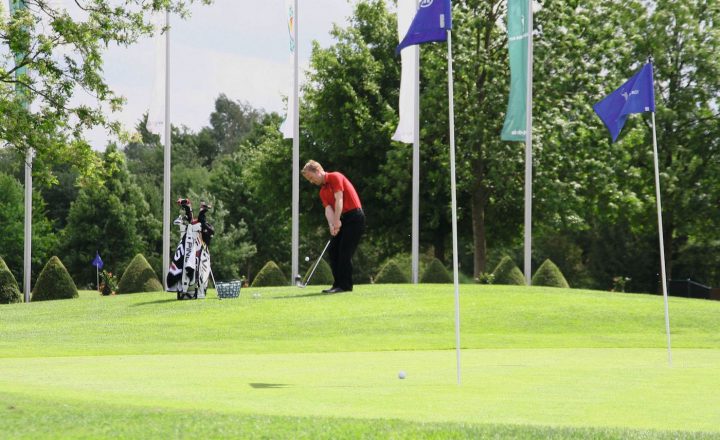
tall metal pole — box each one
[651,112,672,366]
[162,10,172,290]
[23,148,32,302]
[523,0,533,285]
[411,42,420,284]
[447,30,461,385]
[290,0,300,285]
[11,0,32,302]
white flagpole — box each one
[447,29,461,385]
[290,0,299,285]
[523,0,533,285]
[162,10,171,291]
[96,264,99,292]
[651,112,672,366]
[24,148,32,302]
[412,42,420,284]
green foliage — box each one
[117,254,162,294]
[302,258,333,286]
[420,258,452,284]
[251,261,287,287]
[0,173,58,283]
[60,147,160,286]
[532,259,570,289]
[31,256,78,302]
[0,0,212,183]
[374,260,409,284]
[0,257,22,304]
[492,256,526,286]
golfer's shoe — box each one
[324,287,345,294]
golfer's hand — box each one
[330,220,341,236]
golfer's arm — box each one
[325,205,335,227]
[333,191,343,224]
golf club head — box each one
[295,274,305,288]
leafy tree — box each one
[0,172,57,283]
[60,146,159,286]
[0,0,211,183]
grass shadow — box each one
[130,298,179,307]
[249,383,291,389]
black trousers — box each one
[328,209,365,291]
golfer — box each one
[302,160,365,293]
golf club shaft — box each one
[305,239,331,287]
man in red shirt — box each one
[302,160,365,293]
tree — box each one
[0,172,57,283]
[60,146,159,286]
[0,0,210,183]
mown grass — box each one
[1,284,719,438]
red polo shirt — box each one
[320,172,362,213]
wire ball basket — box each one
[216,280,242,299]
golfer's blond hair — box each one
[302,160,324,175]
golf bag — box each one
[166,199,214,300]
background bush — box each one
[117,254,163,294]
[420,258,452,283]
[251,261,287,287]
[302,258,333,286]
[492,256,526,285]
[374,260,410,284]
[32,256,78,302]
[0,256,22,304]
[532,259,570,288]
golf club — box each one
[296,239,331,288]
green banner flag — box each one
[501,0,529,141]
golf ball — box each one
[398,371,406,379]
[305,256,310,262]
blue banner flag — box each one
[396,0,452,54]
[593,62,656,142]
[92,251,103,270]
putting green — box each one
[1,348,718,432]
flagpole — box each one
[411,41,420,284]
[446,29,461,385]
[96,265,99,292]
[523,0,533,285]
[162,9,171,291]
[651,112,672,366]
[290,0,300,285]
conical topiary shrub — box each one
[420,258,452,283]
[32,256,78,302]
[251,261,287,287]
[118,254,163,294]
[302,258,333,286]
[374,260,410,284]
[0,257,22,304]
[532,259,570,288]
[492,256,526,285]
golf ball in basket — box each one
[305,256,310,262]
[398,371,406,379]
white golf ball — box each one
[398,371,406,379]
[305,256,310,262]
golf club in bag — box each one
[166,199,214,300]
[295,239,331,288]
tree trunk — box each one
[471,187,488,279]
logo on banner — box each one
[419,0,434,7]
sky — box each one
[85,0,355,149]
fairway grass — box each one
[1,285,719,438]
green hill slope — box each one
[1,285,718,358]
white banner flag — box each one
[392,0,418,144]
[279,0,296,139]
[147,12,167,142]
